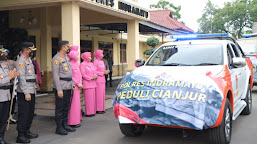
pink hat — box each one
[93,50,103,59]
[70,45,78,51]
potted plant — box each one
[144,49,153,57]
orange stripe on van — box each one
[206,65,233,128]
[245,58,254,90]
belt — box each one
[60,78,72,81]
[26,79,36,82]
[0,86,10,90]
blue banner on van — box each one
[113,67,224,130]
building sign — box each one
[91,0,114,7]
[118,1,149,18]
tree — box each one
[150,0,183,23]
[197,0,219,34]
[249,0,257,24]
[198,0,255,38]
[146,37,160,49]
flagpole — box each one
[6,77,17,130]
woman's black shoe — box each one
[96,111,105,114]
[85,114,95,117]
[70,124,81,128]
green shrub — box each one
[144,49,153,55]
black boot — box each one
[0,137,7,144]
[16,134,30,143]
[25,131,38,139]
[55,122,68,135]
[63,121,76,132]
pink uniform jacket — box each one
[93,59,105,84]
[80,60,97,89]
[68,50,82,87]
[67,46,82,125]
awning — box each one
[83,21,184,34]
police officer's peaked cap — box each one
[58,40,71,48]
[0,48,7,53]
[0,45,9,54]
[4,49,10,54]
[21,42,36,51]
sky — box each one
[138,0,233,32]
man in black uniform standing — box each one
[52,40,76,135]
[15,42,38,143]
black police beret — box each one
[58,40,70,48]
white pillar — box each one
[61,2,80,55]
[40,7,52,91]
[126,20,139,72]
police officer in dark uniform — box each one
[15,42,38,143]
[52,40,76,135]
[0,49,20,144]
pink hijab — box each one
[67,46,79,61]
[70,45,78,51]
[93,50,103,60]
[81,52,91,62]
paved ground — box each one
[4,80,257,144]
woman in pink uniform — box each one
[80,52,97,117]
[67,46,83,128]
[93,50,109,114]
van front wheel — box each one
[209,98,232,144]
[119,124,145,137]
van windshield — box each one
[146,44,223,66]
[237,39,257,55]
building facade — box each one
[0,0,193,91]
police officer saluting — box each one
[15,42,38,143]
[0,49,20,144]
[52,40,76,135]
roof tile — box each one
[150,10,194,33]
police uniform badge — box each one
[55,60,59,65]
[65,67,68,71]
[19,63,24,68]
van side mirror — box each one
[135,59,145,67]
[232,58,246,68]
